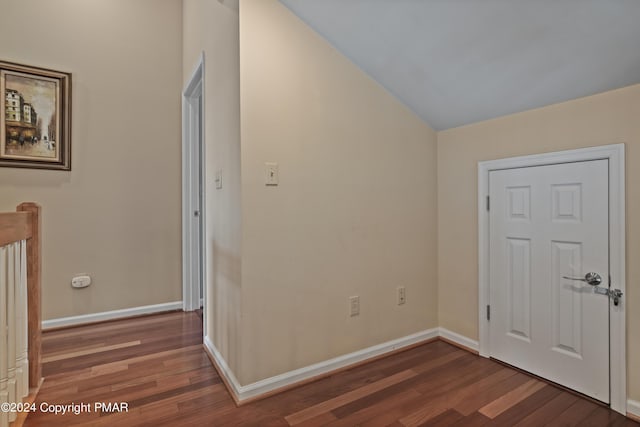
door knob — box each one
[562,272,602,286]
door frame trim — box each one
[182,52,206,316]
[478,143,626,414]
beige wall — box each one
[238,0,438,385]
[0,0,183,320]
[437,84,640,401]
[183,0,243,374]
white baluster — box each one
[18,241,28,398]
[14,241,25,402]
[6,245,16,423]
[12,243,22,404]
[1,246,9,427]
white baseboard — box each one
[205,328,440,402]
[628,400,640,419]
[438,327,479,353]
[204,336,244,399]
[42,301,183,330]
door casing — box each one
[477,144,626,414]
[182,53,206,321]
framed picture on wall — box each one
[0,60,71,170]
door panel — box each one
[506,237,531,341]
[489,160,609,402]
[550,241,583,358]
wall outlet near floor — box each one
[397,286,406,305]
[71,275,92,289]
[349,295,360,317]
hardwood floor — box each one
[23,312,636,426]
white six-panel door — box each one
[489,160,609,402]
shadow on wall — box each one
[217,0,239,12]
[0,169,71,188]
[211,241,241,372]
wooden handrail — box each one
[0,212,32,248]
[0,203,42,391]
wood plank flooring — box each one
[22,312,636,426]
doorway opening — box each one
[182,53,206,320]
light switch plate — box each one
[215,170,223,189]
[349,296,360,317]
[397,286,406,305]
[265,162,279,185]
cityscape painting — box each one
[0,61,71,170]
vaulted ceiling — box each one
[279,0,640,130]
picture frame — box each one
[0,60,71,170]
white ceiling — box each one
[279,0,640,130]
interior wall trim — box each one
[438,327,479,354]
[41,301,183,330]
[627,400,640,421]
[204,328,440,404]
